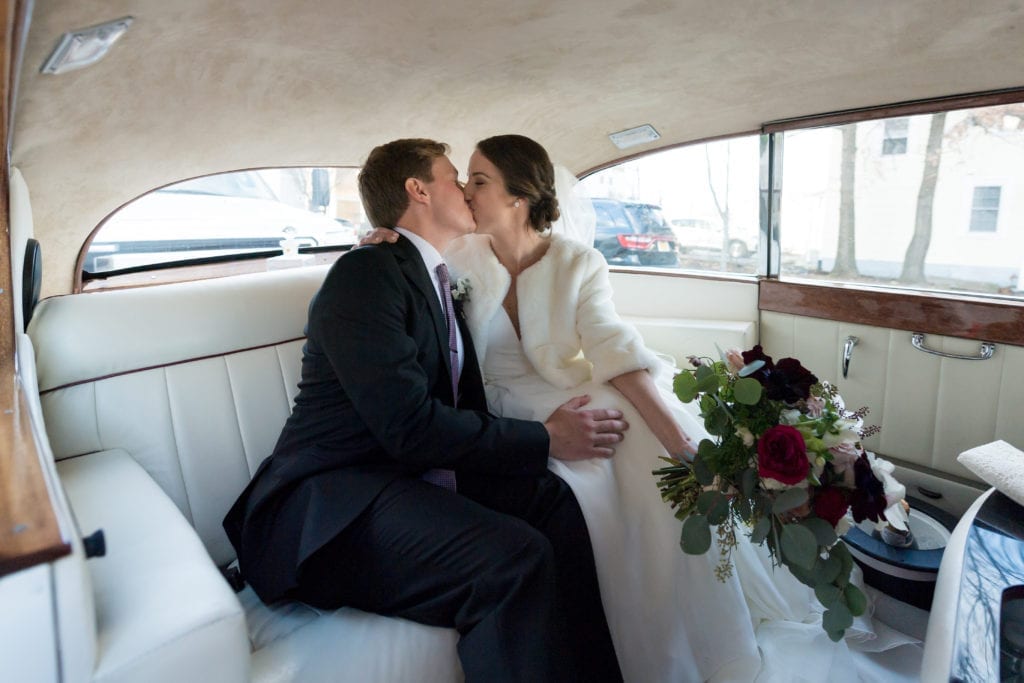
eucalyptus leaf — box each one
[707,493,731,525]
[681,514,712,554]
[706,407,730,436]
[786,559,817,588]
[844,584,868,617]
[814,584,842,608]
[826,628,845,643]
[697,490,721,515]
[733,377,763,405]
[832,541,854,587]
[738,359,765,377]
[771,487,809,514]
[815,552,843,585]
[673,371,699,403]
[780,523,818,571]
[822,604,853,634]
[750,516,772,545]
[740,468,758,499]
[695,365,720,393]
[802,517,838,547]
[692,452,714,485]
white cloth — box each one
[449,231,925,681]
[445,233,664,389]
[482,308,761,682]
[958,439,1024,507]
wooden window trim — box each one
[0,0,71,579]
[763,86,1024,133]
[760,279,1024,346]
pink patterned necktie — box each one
[422,263,459,491]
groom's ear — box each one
[405,177,430,206]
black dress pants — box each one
[293,470,623,683]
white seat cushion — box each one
[57,449,250,683]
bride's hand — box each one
[358,227,399,246]
[545,395,629,461]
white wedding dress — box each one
[481,308,923,683]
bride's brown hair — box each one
[476,134,561,233]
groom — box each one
[224,139,624,682]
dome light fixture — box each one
[608,124,660,150]
[41,16,133,75]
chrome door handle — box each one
[842,336,858,378]
[910,333,995,360]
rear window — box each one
[82,167,365,284]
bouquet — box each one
[654,345,908,641]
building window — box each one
[969,186,1001,232]
[882,118,909,155]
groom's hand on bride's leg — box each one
[544,395,629,461]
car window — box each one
[778,102,1024,298]
[83,167,365,280]
[580,135,761,273]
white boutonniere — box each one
[451,276,472,302]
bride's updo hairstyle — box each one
[476,134,561,233]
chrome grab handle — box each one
[842,336,858,378]
[910,332,995,361]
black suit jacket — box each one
[223,235,550,602]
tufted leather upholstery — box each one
[29,265,463,683]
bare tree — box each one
[832,124,859,277]
[705,143,731,268]
[899,112,947,283]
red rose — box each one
[812,486,850,527]
[757,425,810,485]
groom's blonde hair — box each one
[359,139,449,228]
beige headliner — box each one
[12,0,1024,296]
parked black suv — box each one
[591,198,679,267]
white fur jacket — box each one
[445,233,663,390]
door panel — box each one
[761,311,1022,515]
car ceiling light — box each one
[40,17,133,75]
[608,124,660,150]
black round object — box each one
[843,496,958,610]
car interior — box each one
[2,2,1023,682]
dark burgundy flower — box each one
[849,454,887,523]
[813,486,850,527]
[757,425,810,485]
[770,357,818,402]
[740,346,817,402]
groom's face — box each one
[426,156,476,238]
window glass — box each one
[779,103,1024,297]
[84,168,365,275]
[578,135,760,273]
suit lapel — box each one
[391,236,457,392]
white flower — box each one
[861,452,909,531]
[451,277,472,301]
[779,408,801,425]
[834,512,853,537]
[820,417,861,448]
[735,425,755,447]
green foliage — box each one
[771,487,808,514]
[732,377,763,405]
[780,523,818,570]
[674,371,698,403]
[681,514,712,554]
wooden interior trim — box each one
[0,0,70,579]
[763,87,1024,133]
[760,279,1024,346]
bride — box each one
[366,134,921,682]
